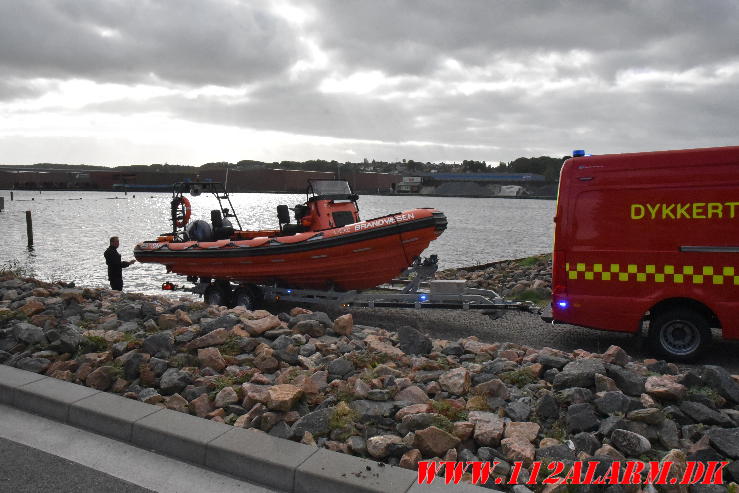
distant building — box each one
[395,176,422,193]
[423,173,545,182]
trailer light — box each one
[557,300,569,309]
[419,294,428,302]
[573,150,586,157]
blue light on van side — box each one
[557,300,569,309]
[572,150,586,157]
[287,289,293,294]
[419,294,428,302]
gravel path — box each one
[322,305,739,373]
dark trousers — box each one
[110,279,123,291]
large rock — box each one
[350,400,396,422]
[141,332,174,357]
[535,392,560,420]
[189,394,213,417]
[116,303,141,322]
[367,435,404,459]
[50,330,82,354]
[627,408,665,425]
[607,365,646,396]
[553,358,605,389]
[702,365,739,404]
[16,357,50,373]
[293,320,325,338]
[414,426,460,457]
[707,428,739,459]
[267,384,303,411]
[121,352,149,380]
[469,411,505,447]
[395,385,430,404]
[594,391,632,415]
[244,315,282,336]
[165,393,189,413]
[658,419,681,450]
[85,366,116,391]
[327,357,354,377]
[504,422,540,443]
[601,345,629,366]
[254,353,280,373]
[439,367,471,395]
[473,378,509,400]
[290,408,333,439]
[19,299,45,317]
[202,313,240,333]
[197,347,226,371]
[680,401,734,427]
[501,437,535,467]
[185,328,230,350]
[13,323,46,345]
[159,368,192,395]
[397,325,432,355]
[645,375,687,401]
[364,335,405,358]
[610,429,651,457]
[566,403,600,433]
[211,387,237,408]
[332,314,353,336]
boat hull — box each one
[134,209,447,290]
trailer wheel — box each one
[233,286,259,310]
[649,308,711,362]
[204,283,230,306]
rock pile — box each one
[437,254,552,300]
[2,274,739,490]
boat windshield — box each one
[310,180,352,196]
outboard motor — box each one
[186,220,213,242]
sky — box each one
[0,0,737,167]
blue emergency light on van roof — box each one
[573,150,586,157]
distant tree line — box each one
[7,155,570,182]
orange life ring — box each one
[173,196,192,227]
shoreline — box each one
[2,271,739,490]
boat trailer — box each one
[162,256,537,313]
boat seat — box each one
[281,223,308,235]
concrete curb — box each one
[0,364,491,492]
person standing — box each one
[104,236,135,291]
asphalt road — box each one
[330,306,739,373]
[0,404,279,493]
[0,437,152,493]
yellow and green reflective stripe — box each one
[565,263,739,285]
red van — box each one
[549,146,739,361]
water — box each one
[0,190,555,295]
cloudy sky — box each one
[0,0,737,166]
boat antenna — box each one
[224,166,230,192]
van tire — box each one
[649,308,711,362]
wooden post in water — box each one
[0,197,4,211]
[10,190,13,201]
[26,210,33,247]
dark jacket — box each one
[104,246,132,282]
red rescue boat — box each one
[134,180,447,292]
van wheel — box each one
[204,283,230,306]
[649,308,711,362]
[233,286,258,310]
